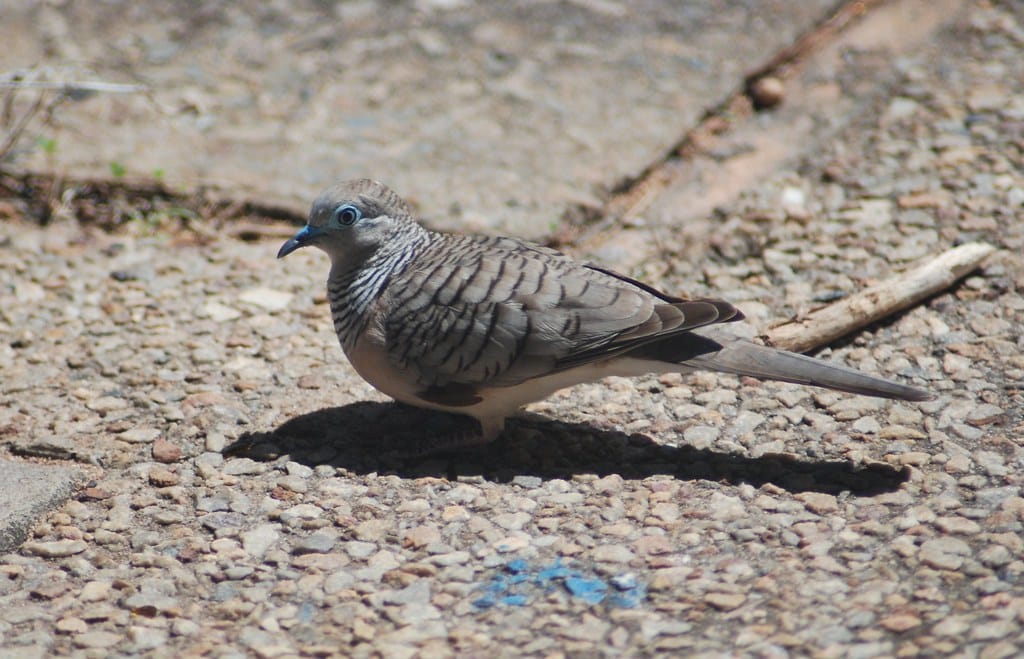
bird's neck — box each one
[326,225,431,349]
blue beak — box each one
[278,225,321,259]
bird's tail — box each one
[685,339,933,401]
[630,332,932,401]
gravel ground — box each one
[2,2,1023,658]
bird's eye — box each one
[334,204,361,226]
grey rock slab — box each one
[3,0,835,237]
[0,459,84,552]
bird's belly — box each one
[342,341,686,421]
[341,337,423,405]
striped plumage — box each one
[279,179,931,447]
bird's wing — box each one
[381,236,739,404]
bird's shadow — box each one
[227,402,908,496]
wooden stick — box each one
[763,242,996,353]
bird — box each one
[278,179,931,451]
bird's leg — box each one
[391,415,506,458]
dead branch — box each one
[763,242,996,353]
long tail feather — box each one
[686,340,933,401]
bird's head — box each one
[277,179,413,267]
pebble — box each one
[118,427,161,443]
[403,525,442,549]
[430,551,470,567]
[148,466,180,487]
[23,540,88,558]
[345,541,378,559]
[796,492,839,515]
[879,613,921,632]
[705,592,746,611]
[74,631,123,648]
[238,287,294,311]
[592,544,636,563]
[918,538,972,571]
[241,524,281,558]
[292,532,337,554]
[152,437,183,462]
[202,302,242,322]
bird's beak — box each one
[277,225,321,259]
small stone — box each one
[592,474,624,494]
[222,458,269,476]
[23,540,87,558]
[852,416,880,434]
[276,475,309,493]
[967,85,1009,113]
[934,516,981,535]
[879,613,921,632]
[493,512,531,531]
[403,525,441,549]
[80,581,113,602]
[345,541,377,559]
[878,425,927,440]
[633,535,673,556]
[118,427,161,444]
[196,495,230,512]
[199,512,247,533]
[441,505,470,522]
[86,396,129,413]
[593,544,636,563]
[292,532,336,555]
[919,538,971,571]
[430,551,470,567]
[884,97,919,123]
[705,592,746,611]
[385,579,432,606]
[683,424,719,448]
[56,617,88,634]
[238,287,293,311]
[285,461,314,478]
[123,593,180,615]
[352,617,375,641]
[750,76,784,109]
[241,524,281,558]
[354,518,389,541]
[796,492,839,514]
[296,374,324,389]
[511,475,542,489]
[933,615,970,637]
[202,302,242,322]
[205,432,227,452]
[978,544,1012,567]
[152,437,183,463]
[650,502,680,523]
[493,535,530,553]
[225,566,255,580]
[324,570,355,594]
[74,631,122,648]
[129,626,168,650]
[278,503,322,523]
[148,466,180,487]
[970,619,1015,641]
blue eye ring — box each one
[334,204,361,226]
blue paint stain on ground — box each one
[473,559,646,610]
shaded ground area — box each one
[1,0,1023,657]
[230,402,911,495]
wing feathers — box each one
[385,236,742,389]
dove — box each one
[278,179,930,447]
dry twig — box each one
[763,242,996,353]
